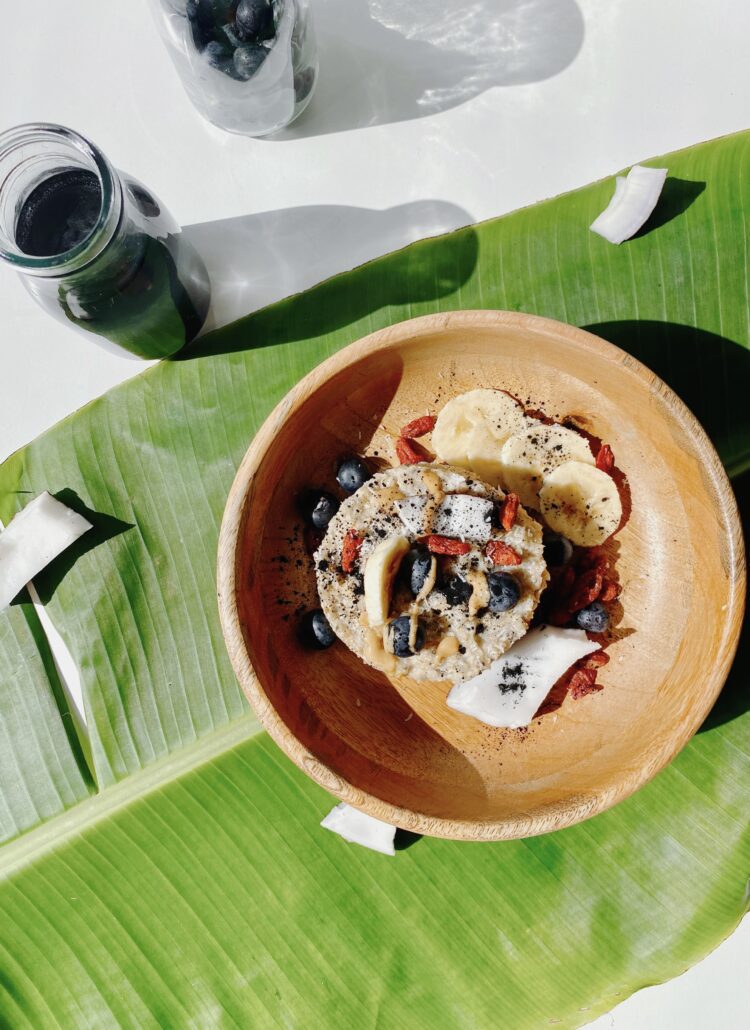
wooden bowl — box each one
[217,311,745,841]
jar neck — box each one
[0,123,122,279]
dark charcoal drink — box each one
[15,169,101,257]
[12,167,209,358]
[0,124,210,359]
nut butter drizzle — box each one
[436,635,460,659]
[363,626,397,673]
[466,568,489,617]
[421,469,445,534]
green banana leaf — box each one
[0,595,92,842]
[0,130,748,1028]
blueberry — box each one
[222,23,242,48]
[397,547,428,597]
[575,601,609,633]
[444,575,473,607]
[205,39,234,72]
[336,456,372,494]
[544,534,574,567]
[404,548,433,597]
[233,43,267,80]
[236,0,275,41]
[487,572,521,613]
[299,609,336,649]
[187,0,214,51]
[389,616,424,658]
[299,490,339,530]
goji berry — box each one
[567,567,603,612]
[569,667,602,700]
[500,492,520,532]
[425,534,472,555]
[599,579,621,603]
[341,529,364,573]
[400,414,436,438]
[595,443,615,474]
[582,649,610,669]
[395,437,429,465]
[485,540,522,566]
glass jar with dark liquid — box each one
[0,123,210,359]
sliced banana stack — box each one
[432,388,532,485]
[539,461,622,547]
[500,423,596,510]
[363,534,410,626]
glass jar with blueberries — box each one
[151,0,318,136]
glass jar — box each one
[150,0,318,136]
[0,123,210,360]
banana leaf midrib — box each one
[0,712,260,880]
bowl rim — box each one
[217,309,746,841]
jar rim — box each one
[0,122,121,275]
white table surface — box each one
[1,1,748,1025]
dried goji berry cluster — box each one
[537,547,620,703]
[395,414,436,465]
[544,548,621,627]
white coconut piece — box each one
[0,492,92,611]
[446,626,599,728]
[395,494,494,542]
[394,496,429,535]
[320,803,397,856]
[433,494,494,542]
[590,165,668,244]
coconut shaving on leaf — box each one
[590,165,668,244]
[0,492,92,611]
[320,803,397,856]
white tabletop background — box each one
[1,1,748,1025]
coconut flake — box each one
[395,494,494,542]
[446,626,599,728]
[320,803,396,856]
[0,492,92,611]
[434,494,494,542]
[590,165,668,244]
[395,496,429,535]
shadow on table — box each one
[180,199,478,357]
[584,320,750,734]
[279,0,585,138]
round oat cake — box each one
[314,463,548,684]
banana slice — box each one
[539,461,622,547]
[500,424,595,510]
[432,389,532,485]
[363,535,410,627]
